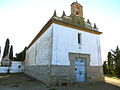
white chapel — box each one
[24,1,104,86]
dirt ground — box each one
[105,76,120,87]
[0,73,120,90]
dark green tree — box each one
[107,52,114,75]
[2,38,10,58]
[9,45,13,61]
[103,46,120,78]
[14,47,27,61]
[111,46,120,77]
[103,61,108,74]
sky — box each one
[0,0,120,62]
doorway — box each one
[75,57,86,82]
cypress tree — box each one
[107,52,114,75]
[2,38,10,58]
[9,45,13,61]
[103,46,120,78]
[111,46,120,77]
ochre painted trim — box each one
[27,19,102,50]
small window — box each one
[78,33,81,44]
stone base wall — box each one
[87,66,104,82]
[24,61,104,86]
[24,65,72,86]
[24,65,50,86]
[49,65,104,86]
[24,65,104,86]
[49,65,72,86]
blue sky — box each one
[0,0,120,62]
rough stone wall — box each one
[49,65,104,86]
[24,65,50,86]
[24,65,72,86]
[87,66,104,82]
[49,65,71,86]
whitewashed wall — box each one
[0,61,24,73]
[52,23,102,66]
[10,61,24,73]
[25,25,53,65]
[0,67,9,73]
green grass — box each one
[112,76,120,80]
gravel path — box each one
[0,73,120,90]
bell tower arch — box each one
[71,1,83,17]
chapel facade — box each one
[24,1,104,86]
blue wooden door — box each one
[75,57,86,82]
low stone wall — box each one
[24,65,50,86]
[0,61,24,73]
[0,67,9,73]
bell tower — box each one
[71,1,83,17]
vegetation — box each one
[103,46,120,78]
[9,45,13,61]
[2,38,27,62]
[2,38,10,58]
[14,47,27,61]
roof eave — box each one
[52,19,102,35]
